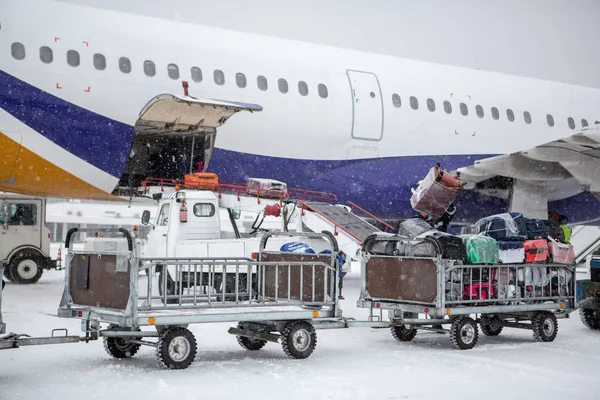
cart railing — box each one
[360,254,576,311]
[138,257,337,311]
[0,262,5,335]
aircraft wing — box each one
[454,125,600,202]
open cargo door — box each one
[115,94,262,193]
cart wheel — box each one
[450,316,478,350]
[532,312,558,342]
[281,321,317,359]
[103,327,142,359]
[237,335,267,351]
[156,327,197,370]
[579,309,600,330]
[480,318,503,336]
[391,325,417,342]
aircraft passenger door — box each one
[0,132,22,184]
[347,70,383,141]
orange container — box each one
[183,172,219,190]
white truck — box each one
[1,194,57,284]
[138,188,343,301]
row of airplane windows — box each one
[9,42,600,127]
[390,94,600,129]
[9,42,329,98]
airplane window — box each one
[476,105,484,118]
[567,117,575,130]
[257,75,268,91]
[298,81,309,96]
[460,103,468,116]
[94,54,106,71]
[595,121,600,125]
[144,60,156,77]
[491,107,499,120]
[582,119,589,127]
[547,114,555,127]
[410,96,418,110]
[392,94,401,108]
[506,109,515,122]
[167,63,179,80]
[427,98,435,112]
[119,57,131,73]
[443,101,452,114]
[236,73,247,88]
[214,69,225,85]
[278,78,288,93]
[67,50,80,67]
[318,84,328,99]
[11,42,25,60]
[39,46,53,64]
[191,67,202,82]
[524,111,532,124]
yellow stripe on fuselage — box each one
[0,131,123,201]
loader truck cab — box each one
[1,194,56,284]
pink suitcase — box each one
[547,239,575,265]
[410,165,461,219]
[463,283,495,300]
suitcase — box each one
[397,218,433,237]
[246,178,288,197]
[410,165,460,219]
[524,218,549,240]
[491,266,516,284]
[518,265,549,286]
[497,241,525,264]
[183,172,219,190]
[460,234,499,265]
[445,282,463,301]
[472,213,525,241]
[463,283,495,300]
[547,238,575,265]
[418,231,466,261]
[363,233,438,257]
[523,239,549,263]
[396,239,439,258]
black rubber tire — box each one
[579,309,600,330]
[532,312,558,342]
[480,320,504,336]
[158,269,180,304]
[281,321,317,359]
[8,251,44,284]
[156,327,197,370]
[450,316,479,350]
[3,265,13,282]
[237,335,267,351]
[391,325,417,342]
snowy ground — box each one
[1,269,599,400]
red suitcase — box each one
[410,164,461,219]
[547,238,575,265]
[463,283,495,300]
[523,239,548,263]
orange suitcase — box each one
[183,172,219,190]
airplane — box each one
[1,0,600,227]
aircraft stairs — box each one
[570,225,600,279]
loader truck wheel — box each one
[579,309,600,330]
[9,251,44,284]
[3,265,13,282]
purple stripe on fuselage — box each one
[0,69,133,177]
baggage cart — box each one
[357,235,577,349]
[56,228,390,369]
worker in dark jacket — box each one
[433,204,457,232]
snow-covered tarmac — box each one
[1,269,599,400]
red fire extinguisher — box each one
[180,201,188,223]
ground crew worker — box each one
[337,251,347,300]
[433,204,457,233]
[559,216,572,243]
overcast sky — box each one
[60,0,600,88]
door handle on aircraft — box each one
[162,234,167,237]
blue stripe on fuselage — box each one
[0,69,133,177]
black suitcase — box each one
[420,231,466,261]
[396,218,434,237]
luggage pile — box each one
[366,164,577,303]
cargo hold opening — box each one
[112,93,263,196]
